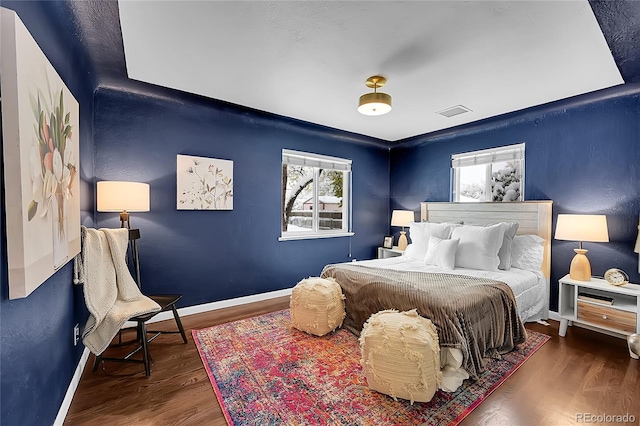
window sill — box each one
[279,232,354,242]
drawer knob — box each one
[602,314,608,320]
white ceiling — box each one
[118,1,623,142]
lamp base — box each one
[398,231,408,251]
[569,249,591,281]
[120,210,130,229]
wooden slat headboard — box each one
[420,201,553,320]
[420,201,553,279]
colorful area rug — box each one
[193,310,549,425]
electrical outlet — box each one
[73,324,80,346]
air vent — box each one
[437,105,472,118]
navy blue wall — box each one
[93,83,390,306]
[390,85,640,311]
[1,1,638,423]
[0,2,94,425]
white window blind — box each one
[282,149,351,171]
[451,143,525,168]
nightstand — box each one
[377,246,404,259]
[558,274,640,338]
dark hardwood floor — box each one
[65,298,639,425]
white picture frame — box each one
[177,154,233,210]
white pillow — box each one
[424,236,459,269]
[511,235,545,271]
[404,222,457,261]
[497,222,519,270]
[463,221,519,270]
[451,223,506,271]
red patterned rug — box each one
[193,310,549,425]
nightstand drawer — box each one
[577,301,637,333]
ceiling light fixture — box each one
[358,75,392,116]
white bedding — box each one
[340,256,547,392]
[354,256,547,324]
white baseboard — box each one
[548,311,560,321]
[54,347,90,426]
[59,287,292,424]
[122,287,293,328]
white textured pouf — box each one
[290,277,346,336]
[360,309,442,404]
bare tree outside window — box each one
[282,164,314,232]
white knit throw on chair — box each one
[78,228,160,355]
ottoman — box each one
[290,277,346,336]
[360,309,441,404]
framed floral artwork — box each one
[1,9,81,299]
[177,154,233,210]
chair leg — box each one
[139,321,151,377]
[93,354,102,372]
[171,303,188,344]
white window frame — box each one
[280,149,354,241]
[451,143,525,202]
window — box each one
[280,149,352,240]
[452,143,524,202]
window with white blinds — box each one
[282,150,351,171]
[280,149,353,240]
[451,143,525,202]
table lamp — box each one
[97,181,150,228]
[554,214,609,281]
[391,210,414,251]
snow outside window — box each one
[280,149,353,240]
[451,143,525,202]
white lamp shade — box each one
[97,181,150,212]
[391,210,414,227]
[554,214,609,243]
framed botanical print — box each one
[1,9,81,298]
[177,154,233,210]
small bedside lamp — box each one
[97,181,150,228]
[555,214,609,281]
[391,210,414,251]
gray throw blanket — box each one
[74,227,160,355]
[321,263,526,379]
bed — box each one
[321,201,552,386]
